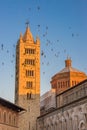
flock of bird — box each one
[38,25,79,75]
[0,5,80,78]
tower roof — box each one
[53,58,86,77]
[23,26,34,42]
[19,33,23,42]
[59,58,82,73]
[59,66,82,73]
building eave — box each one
[0,97,26,112]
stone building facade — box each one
[0,97,24,130]
[51,58,87,94]
[15,26,40,130]
[40,89,56,115]
[37,79,87,130]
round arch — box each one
[79,120,86,130]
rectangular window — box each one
[58,82,60,88]
[25,59,35,65]
[26,70,34,77]
[26,81,33,89]
[27,93,32,99]
[25,48,35,54]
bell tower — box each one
[15,26,40,130]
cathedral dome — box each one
[51,58,87,94]
[59,58,84,74]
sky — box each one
[0,0,87,102]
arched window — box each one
[3,112,6,123]
[0,110,1,120]
[74,81,76,85]
[58,82,60,88]
[63,81,65,87]
[61,82,62,88]
[13,114,16,126]
[72,81,74,86]
[9,113,11,125]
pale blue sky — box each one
[0,0,87,102]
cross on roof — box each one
[25,21,29,28]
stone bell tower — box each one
[15,25,40,130]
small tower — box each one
[15,26,40,130]
[65,57,72,67]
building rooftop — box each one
[0,97,25,112]
[52,58,86,78]
[59,66,82,73]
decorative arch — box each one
[79,120,86,130]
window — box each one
[4,112,6,123]
[25,59,35,65]
[61,82,62,88]
[9,113,11,125]
[75,81,77,85]
[27,93,32,99]
[13,115,16,126]
[25,48,35,54]
[66,81,69,87]
[63,82,65,87]
[72,81,74,86]
[58,82,60,88]
[26,70,34,77]
[26,81,33,89]
[68,81,70,87]
[0,110,1,120]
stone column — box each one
[82,104,87,129]
[54,123,57,130]
[48,125,50,130]
[74,115,78,130]
[58,113,62,130]
[63,111,69,130]
[50,124,52,130]
[56,120,60,130]
[68,109,74,130]
[84,113,87,129]
[61,116,66,130]
[68,118,73,130]
[60,120,62,130]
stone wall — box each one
[37,80,87,130]
[0,104,18,130]
[57,79,87,108]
